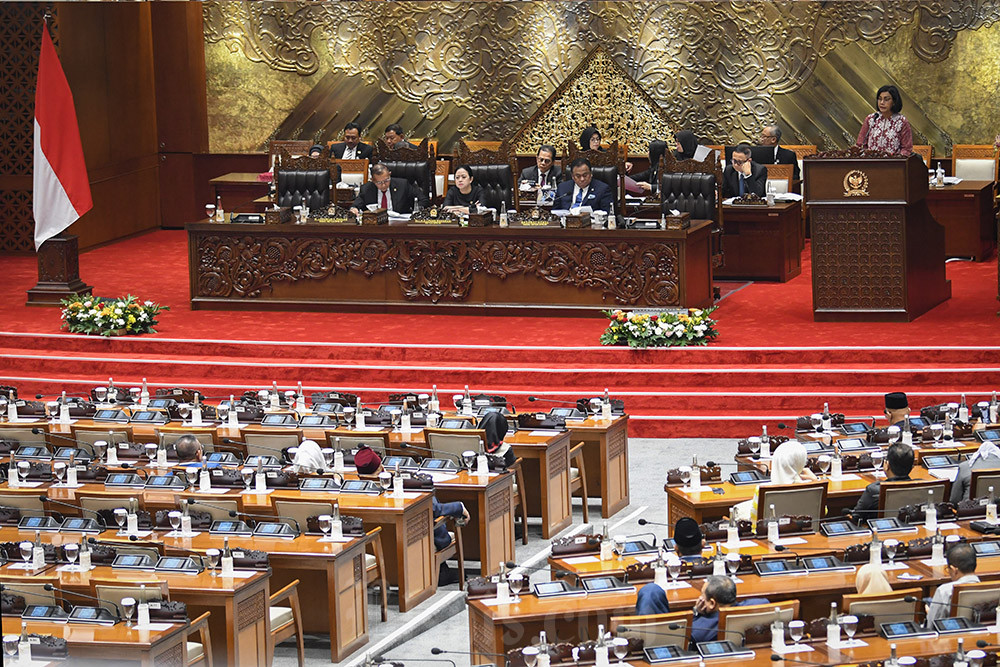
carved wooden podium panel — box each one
[803,152,950,322]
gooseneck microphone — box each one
[30,428,96,457]
[398,442,463,464]
[42,583,122,619]
[770,656,837,666]
[431,647,509,667]
[39,495,107,529]
[527,396,579,406]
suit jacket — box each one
[519,165,562,186]
[330,142,373,160]
[552,178,613,211]
[775,145,800,181]
[352,177,429,214]
[950,454,1000,503]
[722,161,768,198]
[850,474,912,521]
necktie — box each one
[540,172,546,187]
[573,187,585,208]
[381,191,388,210]
[739,174,745,196]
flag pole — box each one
[26,9,93,307]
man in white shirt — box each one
[330,122,373,160]
[757,125,800,181]
[925,542,979,626]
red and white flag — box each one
[33,24,92,250]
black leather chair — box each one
[660,172,717,221]
[276,168,336,209]
[590,165,619,212]
[466,164,513,210]
[381,160,434,204]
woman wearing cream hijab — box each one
[733,441,817,521]
[291,439,326,474]
[855,561,893,595]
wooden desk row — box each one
[470,517,1000,661]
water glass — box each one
[726,553,741,580]
[17,460,30,484]
[205,204,216,221]
[522,646,539,667]
[114,508,128,530]
[810,413,823,432]
[613,535,626,562]
[54,461,67,485]
[206,548,220,576]
[887,425,900,444]
[930,423,943,443]
[3,635,18,659]
[241,467,254,490]
[64,543,79,568]
[217,404,230,422]
[318,514,332,539]
[816,455,831,475]
[121,596,136,626]
[168,511,181,532]
[612,637,629,664]
[417,394,429,410]
[321,448,335,469]
[177,403,191,421]
[145,443,158,467]
[19,541,32,566]
[667,558,681,583]
[452,394,464,410]
[130,387,141,402]
[508,573,524,602]
[462,450,477,470]
[678,466,692,488]
[747,437,761,457]
[840,615,858,641]
[94,387,108,404]
[885,539,898,565]
[378,471,393,493]
[788,620,804,645]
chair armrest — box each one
[270,578,300,606]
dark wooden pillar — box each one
[26,234,93,306]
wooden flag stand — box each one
[26,233,92,306]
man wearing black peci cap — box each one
[884,391,910,425]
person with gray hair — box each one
[757,124,800,180]
[690,575,770,648]
[350,163,428,216]
[925,543,979,626]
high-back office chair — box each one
[970,469,1000,499]
[842,587,922,626]
[952,145,999,182]
[878,479,948,515]
[757,480,828,532]
[610,610,694,648]
[373,137,436,203]
[719,600,798,646]
[454,140,517,211]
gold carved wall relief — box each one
[203,1,1000,155]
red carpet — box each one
[1,230,998,436]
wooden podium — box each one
[803,151,951,322]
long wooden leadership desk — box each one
[185,219,714,313]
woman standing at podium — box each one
[856,85,913,156]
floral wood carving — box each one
[193,233,682,306]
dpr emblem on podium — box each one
[843,170,870,197]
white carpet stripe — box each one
[2,352,997,375]
[1,331,999,353]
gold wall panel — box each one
[203,1,1000,155]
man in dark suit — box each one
[330,122,373,160]
[553,157,612,211]
[349,163,428,216]
[384,123,417,151]
[722,143,768,198]
[758,125,800,181]
[846,442,914,522]
[518,145,561,187]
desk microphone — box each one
[39,495,108,529]
[527,396,579,406]
[770,655,838,666]
[976,640,1000,649]
[502,560,579,583]
[42,583,122,619]
[431,647,509,667]
[31,428,96,457]
[637,518,670,528]
[397,442,463,464]
[184,498,238,515]
[615,624,689,646]
[902,595,983,621]
[705,461,743,468]
[376,656,457,667]
[1,502,65,523]
[219,438,273,457]
[229,510,301,536]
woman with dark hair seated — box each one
[479,411,514,467]
[630,140,668,193]
[673,130,699,161]
[442,164,483,214]
[856,84,912,156]
[579,126,604,152]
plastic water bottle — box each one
[771,607,785,651]
[137,584,151,627]
[826,601,840,648]
[767,504,780,544]
[987,486,997,524]
[925,490,937,532]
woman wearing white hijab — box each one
[291,439,326,474]
[733,440,817,522]
[950,440,1000,503]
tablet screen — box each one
[825,522,851,534]
[804,557,834,569]
[885,622,913,635]
[732,472,757,483]
[646,646,682,660]
[870,519,897,531]
[758,561,788,573]
[535,582,566,595]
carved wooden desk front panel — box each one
[186,221,714,313]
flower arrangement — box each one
[600,307,719,348]
[60,294,168,337]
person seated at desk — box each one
[855,561,893,595]
[354,445,469,586]
[733,440,816,521]
[925,542,979,626]
[884,391,910,425]
[174,434,222,468]
[690,575,769,649]
[722,143,767,198]
[519,145,561,187]
[847,442,914,523]
[480,411,514,467]
[673,130,699,161]
[442,164,482,214]
[384,123,417,151]
[350,163,428,217]
[580,126,604,152]
[330,122,373,160]
[634,517,706,614]
[291,439,326,474]
[757,125,800,181]
[856,85,913,156]
[950,439,1000,503]
[553,157,613,212]
[629,140,667,194]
